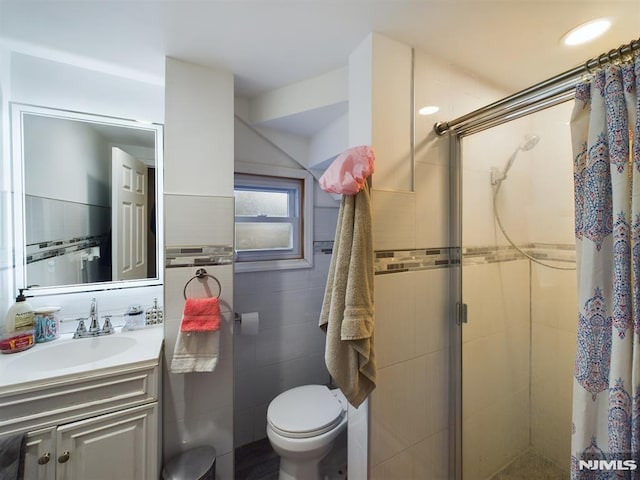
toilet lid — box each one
[267,385,345,439]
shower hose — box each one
[492,182,576,271]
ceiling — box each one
[0,1,638,105]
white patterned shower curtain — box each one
[571,55,640,478]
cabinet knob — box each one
[57,451,70,463]
[37,452,51,465]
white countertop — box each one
[0,326,164,392]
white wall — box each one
[24,115,110,206]
[162,57,235,479]
[10,52,163,123]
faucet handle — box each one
[73,318,88,339]
[101,316,114,335]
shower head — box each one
[491,134,540,186]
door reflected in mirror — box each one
[12,104,164,295]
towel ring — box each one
[183,268,222,300]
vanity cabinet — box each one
[24,403,158,480]
[0,355,161,480]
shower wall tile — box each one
[371,189,416,251]
[164,194,234,247]
[370,34,413,193]
[370,268,452,473]
[370,362,414,464]
[413,55,451,169]
[370,450,413,480]
[461,168,496,247]
[370,44,578,479]
[412,349,449,441]
[374,272,416,367]
[413,268,449,356]
[414,162,448,249]
[530,262,577,469]
[462,259,531,471]
[410,429,449,480]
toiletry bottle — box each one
[0,289,35,354]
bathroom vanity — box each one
[0,327,163,480]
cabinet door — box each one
[55,403,158,480]
[24,427,56,480]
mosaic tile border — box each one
[26,235,105,264]
[374,244,576,275]
[374,247,455,274]
[314,241,334,254]
[163,241,574,272]
[463,243,576,266]
[165,245,234,268]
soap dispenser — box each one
[0,289,35,354]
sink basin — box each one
[0,327,163,389]
[4,335,138,371]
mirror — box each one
[12,103,164,295]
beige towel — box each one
[319,179,376,408]
[170,330,219,373]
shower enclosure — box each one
[458,102,577,479]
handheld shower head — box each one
[491,134,540,186]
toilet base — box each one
[278,457,321,480]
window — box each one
[234,163,313,272]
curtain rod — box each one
[434,37,640,136]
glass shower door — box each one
[458,103,576,480]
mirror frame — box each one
[11,103,164,296]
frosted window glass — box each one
[235,190,289,217]
[235,223,293,250]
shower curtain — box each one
[571,55,640,478]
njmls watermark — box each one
[579,460,638,471]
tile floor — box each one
[235,433,347,480]
[491,451,567,480]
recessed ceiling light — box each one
[563,19,611,46]
[418,106,439,116]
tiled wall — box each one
[232,113,339,447]
[234,243,334,446]
[162,58,235,479]
[462,258,531,479]
[531,263,577,468]
[528,102,577,470]
[461,101,577,478]
[363,34,510,479]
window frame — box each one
[234,162,314,272]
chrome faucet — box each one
[88,298,99,334]
[73,298,114,339]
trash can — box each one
[162,446,216,480]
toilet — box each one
[266,384,348,480]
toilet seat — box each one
[267,385,345,439]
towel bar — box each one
[183,268,222,300]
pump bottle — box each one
[0,289,35,354]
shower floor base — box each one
[490,451,567,480]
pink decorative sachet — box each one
[319,145,375,195]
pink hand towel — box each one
[319,145,375,195]
[180,297,221,332]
